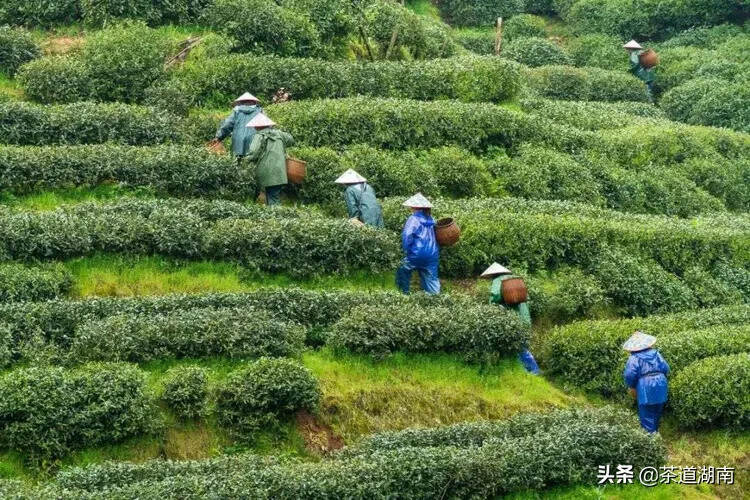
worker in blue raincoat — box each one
[396,193,440,295]
[623,331,670,433]
[334,169,384,228]
[482,262,540,375]
[624,40,655,98]
[210,92,263,161]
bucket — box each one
[286,157,306,184]
[435,217,460,247]
[501,278,527,305]
[639,49,658,69]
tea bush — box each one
[670,353,750,429]
[0,0,80,27]
[0,26,40,76]
[566,33,626,71]
[520,97,666,130]
[502,37,571,67]
[0,144,255,199]
[216,357,320,440]
[328,303,529,363]
[525,0,555,13]
[661,24,744,49]
[363,1,457,59]
[526,268,608,322]
[565,0,746,40]
[540,305,750,395]
[17,56,92,104]
[0,262,72,302]
[661,78,750,133]
[79,0,209,26]
[262,97,590,152]
[0,101,180,146]
[162,366,209,420]
[0,199,400,276]
[42,414,664,497]
[504,14,546,40]
[202,0,322,57]
[454,29,494,54]
[0,363,159,459]
[0,288,463,357]
[381,197,750,278]
[173,54,521,106]
[437,0,524,26]
[68,307,305,363]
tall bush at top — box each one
[202,0,323,57]
[0,26,40,76]
[502,37,571,67]
[80,22,170,102]
[504,14,546,40]
[0,0,80,27]
[80,0,213,26]
[437,0,524,27]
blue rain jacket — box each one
[401,211,439,266]
[623,348,670,405]
[215,105,262,157]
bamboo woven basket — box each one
[639,49,659,69]
[501,278,528,305]
[286,157,306,184]
[435,218,460,247]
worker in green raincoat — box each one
[624,40,655,98]
[245,112,295,206]
[210,92,263,161]
[482,262,540,374]
[334,169,384,228]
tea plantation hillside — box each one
[0,1,748,498]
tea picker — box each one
[210,92,263,160]
[396,193,440,295]
[623,331,670,433]
[245,113,295,206]
[334,169,384,228]
[481,263,540,375]
[623,40,657,99]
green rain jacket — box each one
[215,105,262,157]
[489,275,531,326]
[345,183,384,228]
[629,51,655,83]
[246,128,295,188]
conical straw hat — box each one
[622,331,657,352]
[246,113,276,128]
[481,262,512,278]
[234,92,259,104]
[403,192,433,208]
[334,169,367,184]
[623,40,642,49]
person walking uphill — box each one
[624,40,655,99]
[334,169,384,228]
[396,193,440,295]
[623,331,670,434]
[482,262,540,375]
[245,113,295,206]
[210,92,263,160]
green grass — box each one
[406,0,441,20]
[0,185,153,211]
[64,254,397,298]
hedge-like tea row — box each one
[172,54,521,106]
[343,407,650,454]
[0,262,72,302]
[0,199,399,276]
[0,288,462,361]
[0,145,254,198]
[521,97,667,130]
[39,412,664,498]
[438,0,524,26]
[565,0,746,40]
[670,353,749,429]
[68,307,306,363]
[328,303,529,363]
[526,65,649,102]
[540,305,750,396]
[0,101,180,146]
[381,197,750,278]
[0,363,158,459]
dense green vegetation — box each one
[0,1,748,498]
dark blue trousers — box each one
[638,403,665,433]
